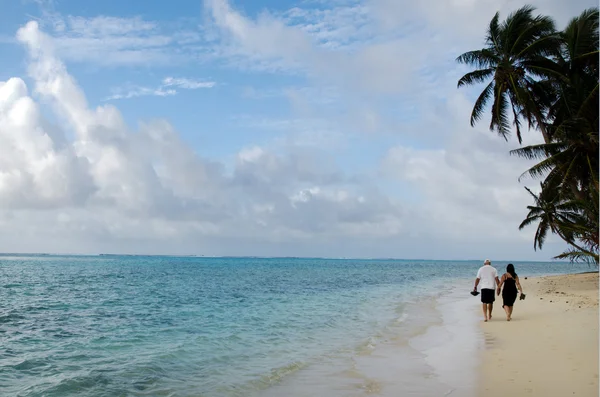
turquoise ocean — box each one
[0,255,593,396]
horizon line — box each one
[0,252,570,263]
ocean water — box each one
[0,255,593,397]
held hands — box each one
[496,287,501,296]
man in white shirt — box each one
[473,259,500,322]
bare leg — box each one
[504,304,510,320]
[482,304,488,321]
[508,306,513,320]
[488,303,493,320]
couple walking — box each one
[473,259,524,322]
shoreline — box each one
[477,272,599,396]
[257,281,480,397]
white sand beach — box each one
[479,272,599,397]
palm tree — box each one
[519,183,598,264]
[514,9,598,264]
[456,5,559,143]
[512,9,598,219]
[510,117,598,202]
[459,6,598,264]
[519,184,559,251]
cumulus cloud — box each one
[0,0,578,258]
[379,89,554,252]
[0,77,95,208]
[1,21,409,256]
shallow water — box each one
[0,255,592,396]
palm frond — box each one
[502,5,537,52]
[519,213,542,230]
[487,12,502,50]
[469,81,494,126]
[510,142,566,160]
[455,50,499,68]
[554,246,599,264]
[513,18,559,57]
[490,84,512,140]
[457,68,494,88]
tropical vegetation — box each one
[456,5,599,264]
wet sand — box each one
[479,272,599,397]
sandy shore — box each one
[479,272,599,397]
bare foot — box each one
[484,318,488,322]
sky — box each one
[0,0,595,259]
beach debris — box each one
[524,277,528,280]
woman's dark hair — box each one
[507,263,517,278]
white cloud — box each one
[28,0,596,77]
[162,77,216,89]
[2,21,414,257]
[203,0,413,89]
[65,15,157,36]
[379,89,551,250]
[105,87,177,101]
[370,0,596,42]
[1,0,581,258]
[0,77,95,209]
[105,77,216,101]
[283,2,376,50]
[32,13,203,66]
[203,0,596,100]
[203,0,316,73]
[55,17,173,65]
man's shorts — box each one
[481,288,495,304]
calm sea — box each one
[0,255,592,396]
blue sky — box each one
[0,0,595,259]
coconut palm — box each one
[510,117,598,201]
[512,9,598,204]
[459,6,598,264]
[519,183,598,264]
[456,5,559,143]
[545,8,598,141]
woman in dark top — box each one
[496,264,523,321]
